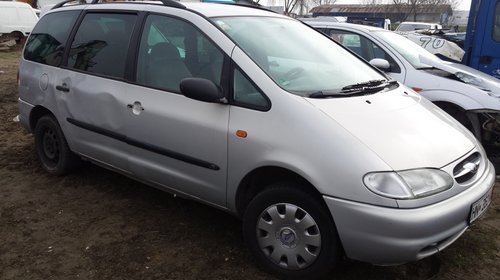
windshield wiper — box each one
[341,79,388,92]
[416,66,438,70]
[309,80,397,98]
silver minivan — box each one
[18,1,495,279]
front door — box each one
[126,14,229,206]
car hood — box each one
[420,55,500,96]
[306,87,476,170]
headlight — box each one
[363,169,453,199]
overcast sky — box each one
[334,0,471,10]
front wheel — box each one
[34,115,80,175]
[243,184,341,279]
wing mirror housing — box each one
[369,58,391,72]
[180,78,224,103]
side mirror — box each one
[369,58,391,72]
[180,78,224,103]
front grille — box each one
[453,152,481,184]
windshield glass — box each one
[212,16,385,96]
[375,30,441,69]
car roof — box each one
[0,2,34,7]
[47,1,285,19]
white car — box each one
[396,21,442,32]
[0,2,39,41]
[306,21,500,160]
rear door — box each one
[56,12,138,172]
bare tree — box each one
[406,0,461,9]
[284,0,300,15]
[448,0,463,10]
[392,0,455,22]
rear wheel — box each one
[34,115,80,175]
[243,184,341,279]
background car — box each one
[305,21,500,165]
[442,32,466,48]
[0,1,39,42]
[395,21,442,32]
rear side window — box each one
[24,11,79,67]
[67,13,137,79]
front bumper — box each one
[324,160,495,265]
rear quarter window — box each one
[23,11,80,67]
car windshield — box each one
[375,30,442,69]
[212,16,385,96]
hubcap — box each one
[256,203,321,270]
[42,128,59,163]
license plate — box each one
[469,189,492,224]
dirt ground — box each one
[0,49,499,280]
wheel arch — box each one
[434,100,467,114]
[235,166,324,218]
[433,100,482,139]
[8,30,25,42]
[11,30,24,37]
[29,105,55,131]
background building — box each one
[310,4,453,26]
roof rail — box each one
[51,0,186,10]
[51,0,85,10]
[227,1,276,14]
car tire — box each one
[34,115,80,175]
[243,183,341,279]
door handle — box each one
[56,84,70,92]
[127,101,144,115]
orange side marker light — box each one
[236,130,248,138]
